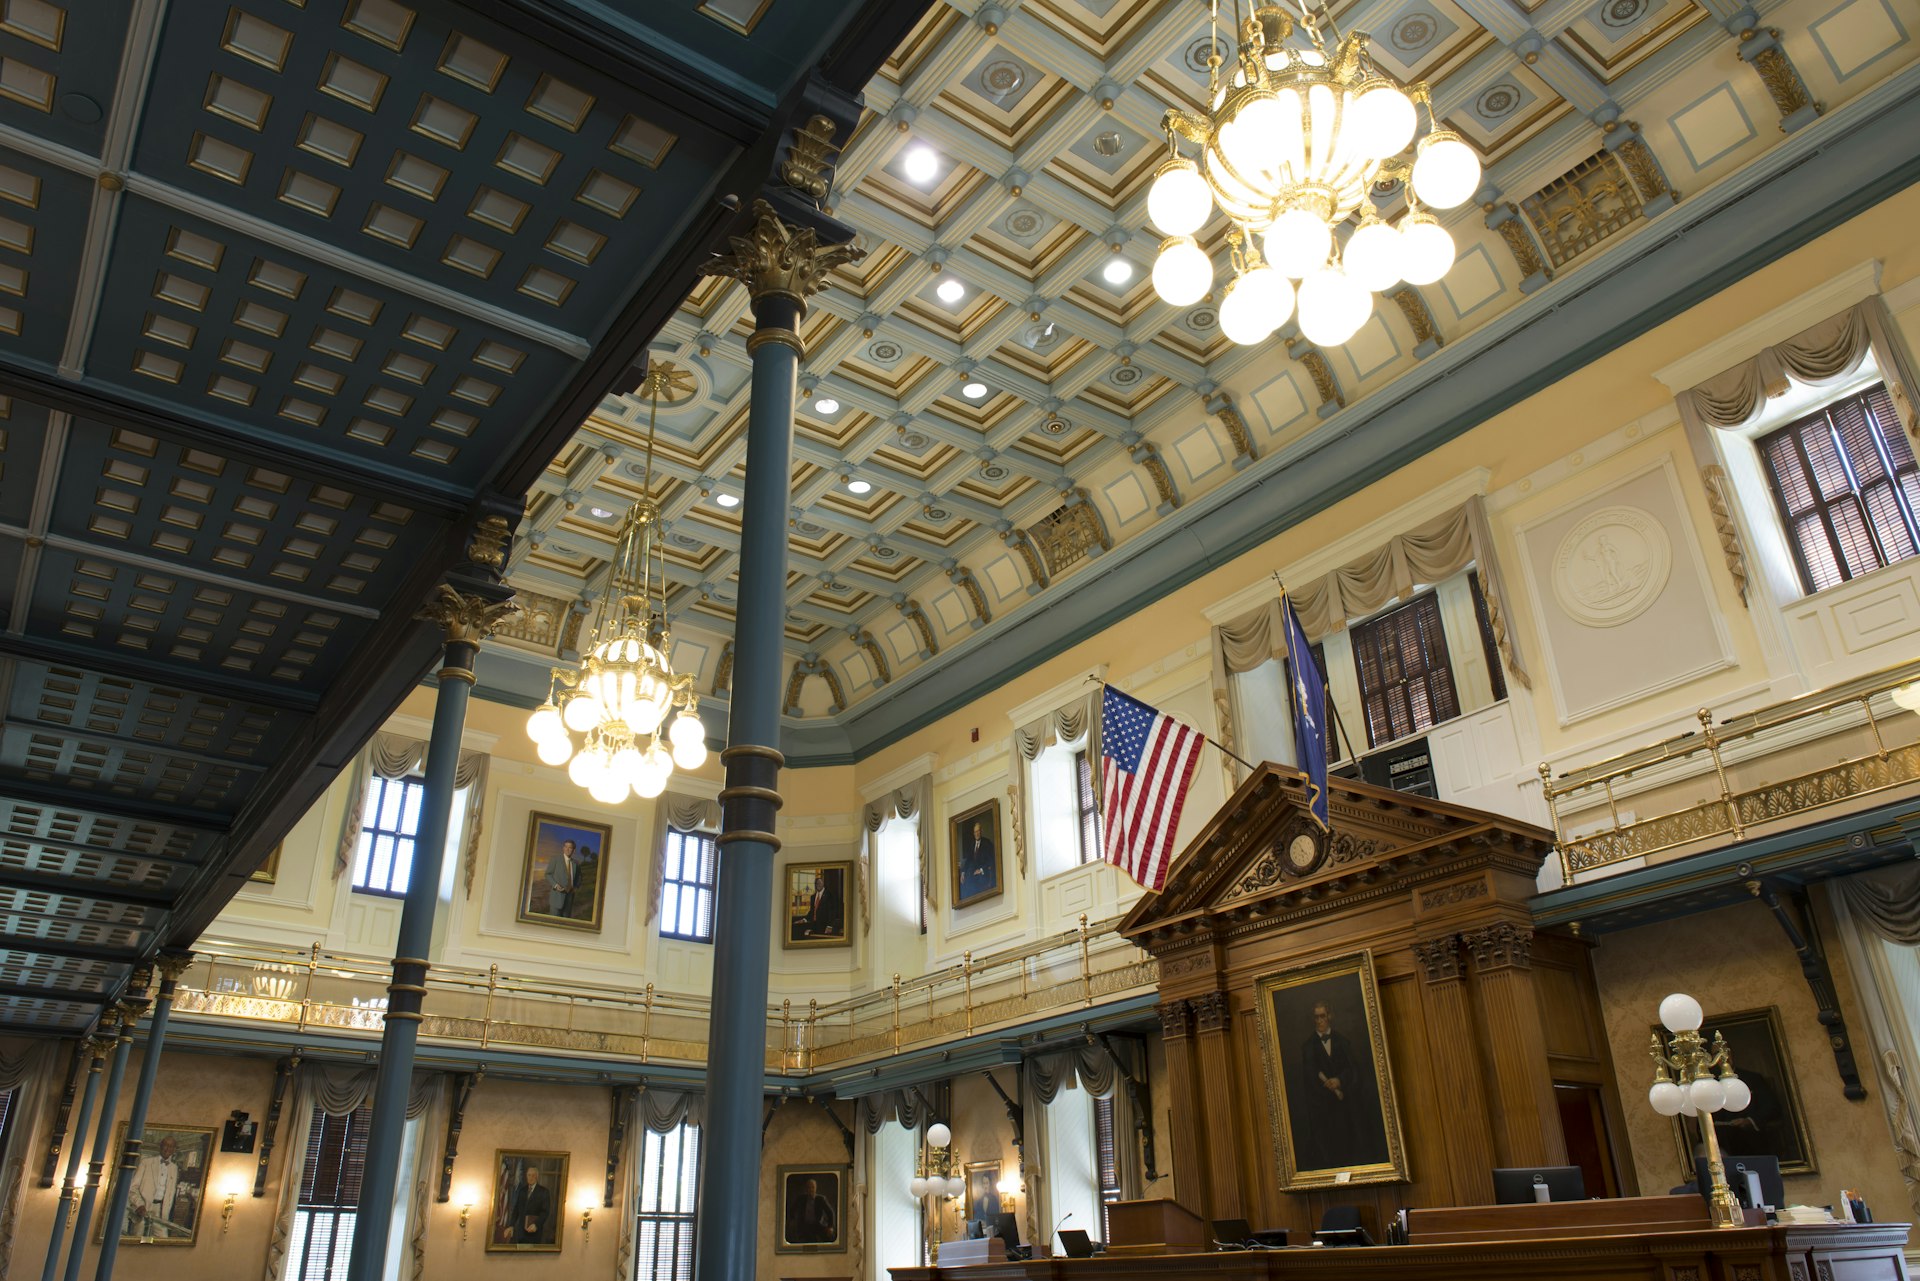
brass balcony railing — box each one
[1540,658,1920,879]
[170,913,1157,1073]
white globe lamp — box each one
[1660,992,1705,1033]
[1146,159,1211,237]
[1219,271,1279,345]
[926,1122,951,1149]
[1397,213,1455,286]
[1264,207,1334,279]
[1343,218,1404,293]
[909,1177,929,1199]
[669,712,708,770]
[536,735,572,767]
[1689,1075,1726,1113]
[527,703,563,743]
[1151,236,1212,306]
[1720,1076,1752,1113]
[1348,81,1417,159]
[1297,268,1369,347]
[1411,130,1481,210]
[1648,1080,1684,1117]
[561,693,601,733]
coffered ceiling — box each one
[484,0,1920,764]
[0,0,923,1033]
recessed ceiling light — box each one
[936,278,965,304]
[1102,258,1135,285]
[962,381,989,399]
[715,493,740,508]
[847,479,873,495]
[813,397,840,414]
[588,506,614,518]
[903,145,938,183]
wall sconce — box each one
[456,1186,478,1243]
[996,1172,1022,1217]
[220,1176,246,1235]
[578,1197,594,1245]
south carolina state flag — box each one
[1100,686,1205,892]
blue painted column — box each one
[694,197,860,1281]
[40,1033,108,1281]
[62,999,140,1281]
[347,580,516,1281]
[94,955,189,1279]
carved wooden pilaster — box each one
[254,1051,301,1198]
[1192,990,1231,1034]
[1190,990,1243,1218]
[1157,997,1194,1041]
[1412,934,1465,983]
[1156,997,1208,1214]
[1412,935,1497,1203]
[1462,921,1534,970]
[1464,921,1565,1166]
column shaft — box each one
[1191,992,1244,1221]
[1463,923,1567,1167]
[62,1021,133,1281]
[94,968,183,1280]
[40,1044,105,1281]
[1156,1001,1210,1216]
[345,636,478,1281]
[694,291,801,1281]
[1411,936,1496,1207]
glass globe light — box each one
[1219,269,1282,346]
[1264,207,1334,279]
[946,1176,968,1198]
[909,1178,929,1199]
[1343,218,1404,293]
[669,712,708,770]
[1659,992,1704,1033]
[1720,1076,1752,1113]
[1648,1080,1684,1117]
[1297,267,1369,347]
[1348,81,1417,159]
[1689,1076,1725,1113]
[1146,158,1211,237]
[633,744,672,799]
[926,1122,952,1149]
[536,735,573,767]
[1151,236,1212,307]
[1397,213,1455,286]
[567,750,602,789]
[1412,130,1481,210]
[1224,93,1286,172]
[527,703,563,743]
[561,692,602,733]
[610,744,644,787]
[589,772,628,806]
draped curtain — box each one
[646,795,720,925]
[332,733,491,898]
[858,775,932,934]
[0,1040,55,1281]
[613,1086,706,1277]
[1831,864,1920,1219]
[262,1065,440,1281]
[1023,1043,1118,1104]
[852,1088,930,1134]
[1008,693,1102,880]
[1208,497,1527,765]
[1836,863,1920,945]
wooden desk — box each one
[889,1222,1911,1281]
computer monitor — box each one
[1057,1228,1095,1258]
[1492,1166,1588,1204]
[1695,1155,1784,1210]
[991,1212,1021,1253]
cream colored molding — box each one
[1651,260,1884,395]
[1486,405,1679,513]
[935,738,1012,783]
[1883,269,1920,315]
[380,711,501,754]
[1119,641,1210,696]
[858,751,939,803]
[1202,467,1493,625]
[1004,663,1109,728]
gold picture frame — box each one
[774,1163,848,1253]
[486,1149,570,1252]
[949,798,1004,909]
[517,812,612,932]
[783,860,852,949]
[1253,950,1409,1189]
[94,1123,216,1246]
[248,842,281,885]
[1665,1004,1817,1179]
[963,1159,1004,1226]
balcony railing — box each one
[1540,658,1920,879]
[170,914,1157,1073]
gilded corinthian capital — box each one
[420,584,520,646]
[707,199,864,306]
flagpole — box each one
[1085,675,1258,772]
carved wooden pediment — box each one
[1117,764,1553,952]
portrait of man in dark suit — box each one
[510,1164,553,1244]
[784,863,851,948]
[520,814,612,932]
[487,1151,568,1253]
[777,1167,846,1252]
[950,800,1003,908]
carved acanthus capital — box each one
[155,951,196,982]
[1462,921,1534,971]
[1411,935,1464,983]
[1156,998,1194,1041]
[421,584,520,647]
[1192,990,1231,1034]
[465,514,511,571]
[707,199,864,307]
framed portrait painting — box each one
[784,861,851,949]
[518,812,612,932]
[487,1150,569,1252]
[949,799,1003,909]
[1253,950,1409,1190]
[775,1163,848,1253]
[96,1123,215,1245]
[963,1159,1003,1226]
[1667,1005,1816,1178]
[248,842,281,885]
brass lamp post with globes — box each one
[1647,992,1754,1229]
[907,1121,964,1262]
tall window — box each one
[659,828,718,943]
[1092,1095,1122,1205]
[1760,383,1920,594]
[284,1103,372,1281]
[351,775,425,897]
[1071,749,1102,866]
[1350,591,1460,748]
[635,1123,700,1281]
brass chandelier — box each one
[1147,1,1482,347]
[526,364,708,802]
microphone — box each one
[1052,1211,1074,1252]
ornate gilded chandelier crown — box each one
[1148,1,1482,348]
[527,363,708,803]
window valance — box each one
[332,732,491,898]
[858,774,931,933]
[647,795,720,926]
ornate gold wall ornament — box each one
[1212,398,1256,463]
[419,584,520,645]
[1007,781,1027,878]
[948,565,992,624]
[491,589,567,652]
[779,114,842,201]
[784,658,848,715]
[1135,444,1181,508]
[1614,133,1675,204]
[1389,287,1440,346]
[1294,346,1345,409]
[1746,43,1820,124]
[712,641,733,695]
[1461,921,1533,970]
[706,199,865,307]
[1004,529,1049,588]
[465,514,511,570]
[1026,493,1109,575]
[854,631,890,685]
[1493,206,1551,280]
[1522,151,1647,269]
[898,599,939,656]
[1700,464,1752,605]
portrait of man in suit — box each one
[950,800,1003,908]
[776,1166,846,1252]
[103,1124,212,1246]
[520,814,612,932]
[488,1151,568,1253]
[785,863,850,948]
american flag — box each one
[1100,685,1205,891]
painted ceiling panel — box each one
[0,0,132,157]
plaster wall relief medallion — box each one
[1551,505,1671,627]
